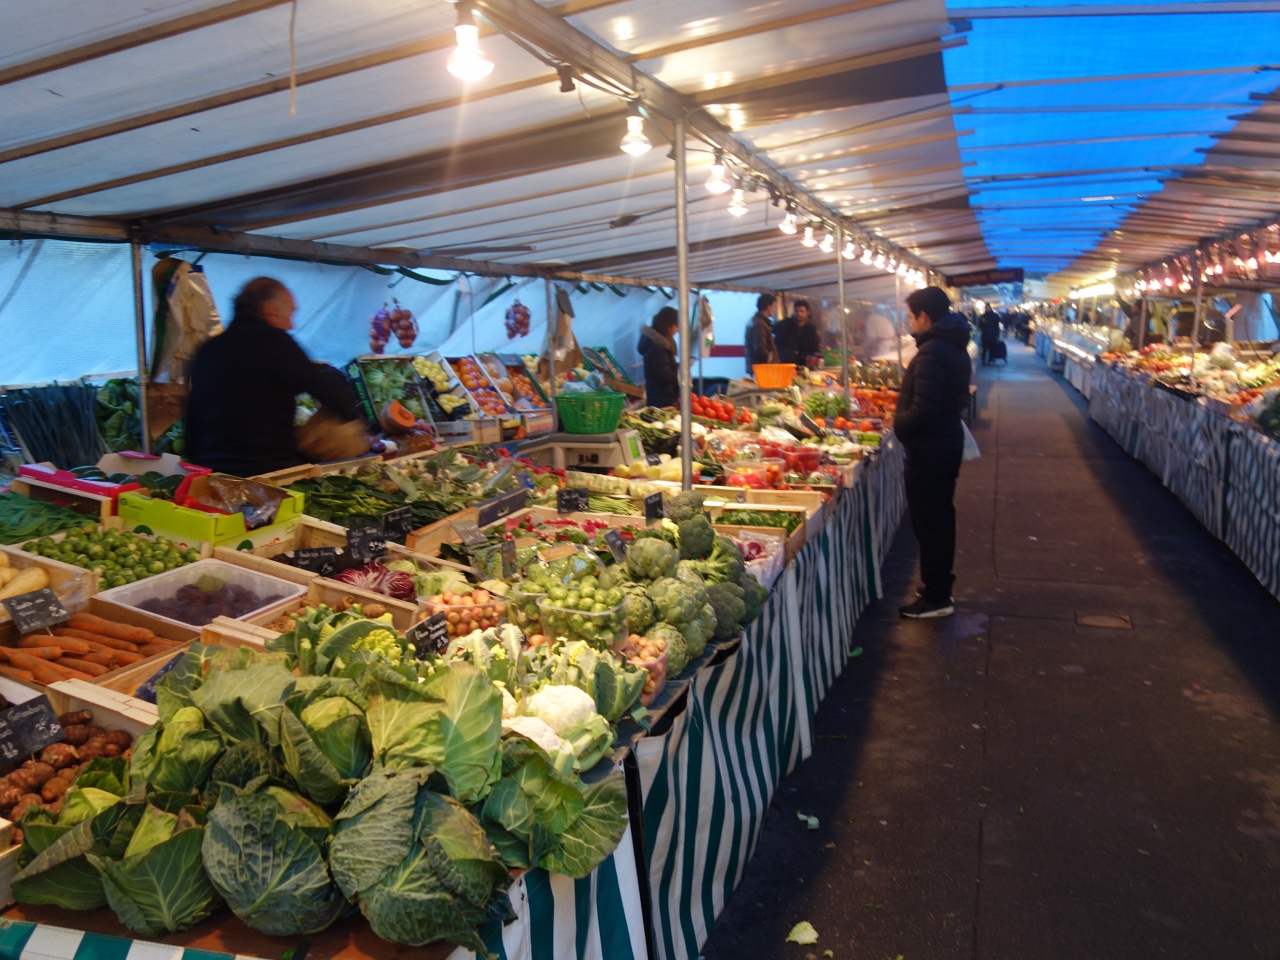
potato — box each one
[103,730,132,749]
[22,762,56,788]
[62,725,90,746]
[40,743,79,770]
[41,777,69,802]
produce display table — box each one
[634,456,902,960]
[1060,358,1280,604]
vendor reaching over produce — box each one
[185,277,365,476]
[638,306,680,408]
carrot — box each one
[9,646,64,661]
[3,651,70,685]
[20,635,91,655]
[66,614,153,644]
[58,658,108,677]
[0,666,34,683]
[139,643,182,657]
[54,628,139,652]
[82,649,143,668]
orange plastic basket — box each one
[752,363,797,389]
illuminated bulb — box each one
[1214,263,1223,274]
[886,257,897,273]
[1247,257,1258,270]
[818,230,834,254]
[779,210,798,235]
[801,225,816,248]
[861,248,873,264]
[727,188,747,217]
[1164,277,1173,288]
[843,241,856,260]
[705,153,731,195]
[897,262,908,276]
[447,6,494,81]
[874,253,886,268]
[620,112,651,156]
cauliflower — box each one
[649,577,700,626]
[525,683,599,735]
[497,683,519,719]
[352,628,403,661]
[502,715,565,755]
[627,538,678,582]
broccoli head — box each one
[645,622,688,675]
[667,490,706,523]
[682,603,716,660]
[677,514,715,561]
[707,581,747,639]
[738,571,770,624]
[620,583,655,634]
[689,535,744,584]
[648,577,700,626]
[674,561,709,606]
[627,538,678,582]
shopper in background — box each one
[894,286,973,619]
[744,293,780,375]
[186,277,365,477]
[775,299,822,368]
[638,306,681,409]
[978,307,1002,365]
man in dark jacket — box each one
[185,277,364,477]
[774,300,822,367]
[743,293,780,374]
[978,307,1001,365]
[894,287,972,618]
[638,306,680,409]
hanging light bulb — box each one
[843,240,856,260]
[620,106,651,156]
[801,225,816,248]
[1247,256,1258,270]
[1214,262,1223,274]
[705,152,731,195]
[447,3,494,81]
[886,257,897,274]
[779,206,798,235]
[818,230,834,254]
[727,188,748,217]
[897,262,908,276]
[861,248,873,264]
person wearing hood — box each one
[894,287,973,619]
[638,306,680,409]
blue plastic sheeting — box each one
[942,5,1280,270]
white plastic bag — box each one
[962,421,981,461]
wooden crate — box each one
[245,578,420,633]
[211,515,351,586]
[707,505,807,563]
[0,545,99,617]
[742,489,827,540]
[249,454,382,486]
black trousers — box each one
[903,445,963,601]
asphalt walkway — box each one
[703,339,1280,960]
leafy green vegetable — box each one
[279,694,372,806]
[201,783,346,936]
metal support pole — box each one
[545,278,557,433]
[1135,297,1147,352]
[1189,274,1204,388]
[131,242,152,454]
[674,118,693,491]
[836,225,850,416]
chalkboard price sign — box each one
[799,413,827,438]
[645,453,662,466]
[0,696,64,758]
[381,506,414,543]
[603,528,627,565]
[500,539,518,579]
[409,612,451,659]
[1,588,69,635]
[451,519,487,547]
[285,547,341,577]
[347,525,388,563]
[557,488,590,513]
[644,492,665,522]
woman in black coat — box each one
[638,307,680,409]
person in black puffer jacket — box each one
[638,307,681,409]
[894,287,973,618]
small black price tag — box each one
[2,696,64,756]
[799,413,827,437]
[381,506,414,543]
[477,488,528,527]
[644,492,665,522]
[283,546,342,577]
[451,518,487,547]
[557,487,590,513]
[645,453,662,466]
[347,525,387,563]
[500,539,518,579]
[604,528,627,565]
[1,588,69,635]
[409,612,452,659]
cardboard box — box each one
[13,453,208,522]
[117,474,304,551]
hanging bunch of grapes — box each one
[505,299,531,339]
[369,305,392,354]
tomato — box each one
[858,420,873,431]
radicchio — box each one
[333,562,416,601]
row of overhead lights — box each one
[1114,221,1280,298]
[444,2,932,286]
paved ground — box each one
[702,341,1280,960]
